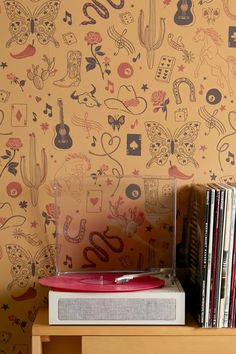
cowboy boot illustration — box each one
[54,51,82,88]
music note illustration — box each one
[43,103,53,118]
[63,10,72,25]
[91,136,97,147]
[217,111,236,171]
[132,53,141,63]
[226,151,235,165]
[91,173,98,185]
[76,112,91,138]
[63,254,73,268]
[114,29,127,55]
[198,106,225,136]
[107,26,135,56]
[199,84,204,95]
[71,112,103,139]
[32,112,37,122]
[105,79,114,94]
[84,114,91,138]
[130,119,138,129]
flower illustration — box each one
[46,203,59,219]
[40,122,49,134]
[0,137,22,177]
[6,137,23,150]
[103,57,111,65]
[19,200,28,211]
[85,31,102,45]
[151,90,170,120]
[90,164,109,184]
[103,56,111,75]
[98,164,109,174]
[151,90,166,106]
[85,31,110,80]
[42,203,59,232]
[7,72,26,91]
[7,73,17,81]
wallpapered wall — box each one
[1,0,236,351]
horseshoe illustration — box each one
[63,215,87,243]
[222,0,236,20]
[173,77,196,105]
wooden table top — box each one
[32,307,236,336]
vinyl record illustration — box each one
[39,273,165,292]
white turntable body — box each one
[48,276,185,325]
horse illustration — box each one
[193,27,236,96]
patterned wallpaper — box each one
[1,0,236,352]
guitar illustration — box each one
[54,98,73,149]
[174,0,194,26]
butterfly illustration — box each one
[108,115,125,131]
[4,0,61,48]
[145,121,200,168]
[5,244,56,289]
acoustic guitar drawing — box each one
[174,0,194,26]
[54,98,73,149]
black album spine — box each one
[212,186,225,327]
[208,184,220,327]
[188,184,210,326]
[204,186,215,327]
[200,185,210,326]
[229,216,236,327]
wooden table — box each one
[32,307,236,354]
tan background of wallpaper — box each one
[1,0,236,352]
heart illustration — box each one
[35,96,42,102]
[101,132,121,155]
[90,197,99,206]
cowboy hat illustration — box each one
[104,85,147,115]
[0,202,26,230]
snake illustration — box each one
[63,215,87,243]
[81,0,125,25]
[82,226,124,268]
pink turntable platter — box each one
[39,273,165,292]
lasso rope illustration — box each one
[89,132,124,196]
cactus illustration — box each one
[27,55,57,90]
[138,0,165,69]
[20,133,47,206]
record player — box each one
[39,175,185,325]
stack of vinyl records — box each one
[186,183,236,328]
